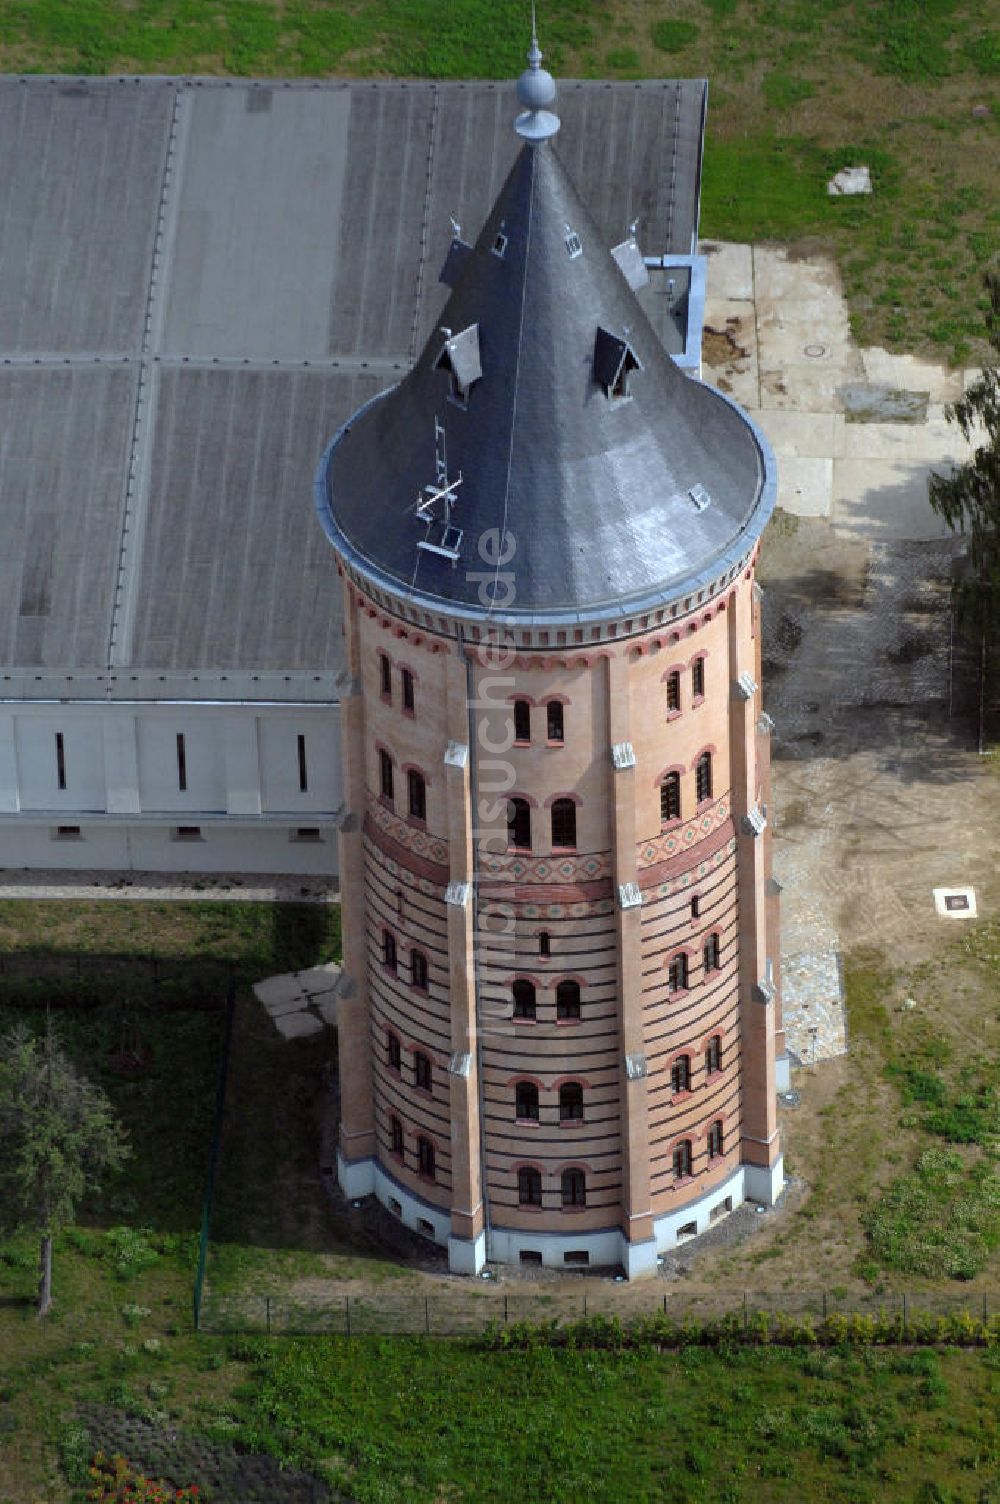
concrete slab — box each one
[861,346,965,405]
[316,999,339,1027]
[273,1010,325,1040]
[702,362,760,411]
[839,414,976,464]
[295,962,342,997]
[773,456,833,518]
[699,240,754,301]
[752,245,844,304]
[760,365,863,413]
[756,410,840,459]
[253,974,305,1008]
[260,993,313,1019]
[831,459,955,540]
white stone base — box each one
[336,1149,375,1201]
[448,1230,487,1276]
[743,1154,784,1207]
[346,1155,781,1277]
[775,1052,792,1092]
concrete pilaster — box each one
[728,585,779,1174]
[607,653,654,1255]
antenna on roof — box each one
[629,216,640,240]
[414,418,464,564]
[515,6,560,142]
[449,215,462,240]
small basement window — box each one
[564,1250,590,1266]
[51,825,82,840]
[173,825,203,841]
[519,1249,543,1266]
[292,827,323,843]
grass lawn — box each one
[0,0,995,361]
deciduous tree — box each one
[0,1021,129,1316]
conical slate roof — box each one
[319,137,772,621]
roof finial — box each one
[515,6,559,142]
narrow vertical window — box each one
[379,652,392,698]
[705,1035,722,1075]
[407,769,426,822]
[673,1140,693,1180]
[382,930,397,972]
[402,668,415,714]
[550,798,577,849]
[539,931,551,958]
[415,1051,432,1092]
[512,979,536,1020]
[695,752,713,804]
[176,733,187,792]
[379,749,394,803]
[660,772,681,823]
[507,797,531,851]
[666,671,681,713]
[411,950,428,991]
[390,1115,404,1157]
[561,1169,586,1207]
[704,932,721,972]
[513,699,531,743]
[387,1032,401,1072]
[668,953,689,993]
[418,1136,435,1180]
[55,732,66,791]
[692,658,705,698]
[690,893,701,919]
[671,1055,691,1095]
[546,701,564,743]
[708,1121,724,1159]
[297,733,308,793]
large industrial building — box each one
[321,40,783,1276]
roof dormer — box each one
[593,326,642,400]
[434,324,482,407]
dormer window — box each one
[492,231,508,258]
[434,323,482,407]
[564,226,583,259]
[593,327,642,401]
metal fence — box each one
[196,1284,1000,1339]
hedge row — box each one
[482,1308,1000,1351]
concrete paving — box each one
[701,239,981,1064]
[254,961,340,1039]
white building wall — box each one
[0,700,344,876]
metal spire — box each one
[515,6,559,142]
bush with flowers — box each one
[86,1450,202,1503]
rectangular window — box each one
[692,658,705,698]
[292,827,322,843]
[513,699,531,743]
[379,652,392,698]
[401,668,415,713]
[55,732,66,790]
[411,951,428,990]
[379,749,394,803]
[660,773,680,823]
[173,825,203,841]
[407,769,426,822]
[297,733,308,792]
[390,1116,404,1157]
[382,930,397,971]
[415,1052,432,1092]
[387,1033,401,1072]
[704,933,721,972]
[666,672,680,712]
[539,931,551,958]
[51,825,82,840]
[690,894,701,919]
[546,701,564,743]
[176,732,187,792]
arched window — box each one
[559,1082,584,1121]
[660,771,681,823]
[708,1121,724,1159]
[414,1051,432,1092]
[411,950,429,990]
[667,953,689,993]
[703,932,721,972]
[408,769,426,822]
[401,668,415,713]
[556,980,581,1020]
[671,1055,691,1095]
[673,1140,693,1180]
[387,1032,401,1072]
[378,652,392,698]
[515,1081,539,1121]
[513,699,531,743]
[551,798,577,849]
[705,1035,722,1075]
[507,797,532,851]
[390,1115,404,1157]
[692,657,705,698]
[382,929,397,971]
[418,1136,435,1180]
[561,1168,586,1207]
[546,701,564,743]
[666,671,681,713]
[512,979,536,1020]
[518,1166,543,1206]
[695,752,713,804]
[379,749,394,803]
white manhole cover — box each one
[804,343,827,359]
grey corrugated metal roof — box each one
[0,75,707,688]
[322,140,764,619]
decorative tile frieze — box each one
[479,848,612,884]
[636,795,730,868]
[646,837,736,900]
[367,792,449,866]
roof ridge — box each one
[493,144,536,619]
